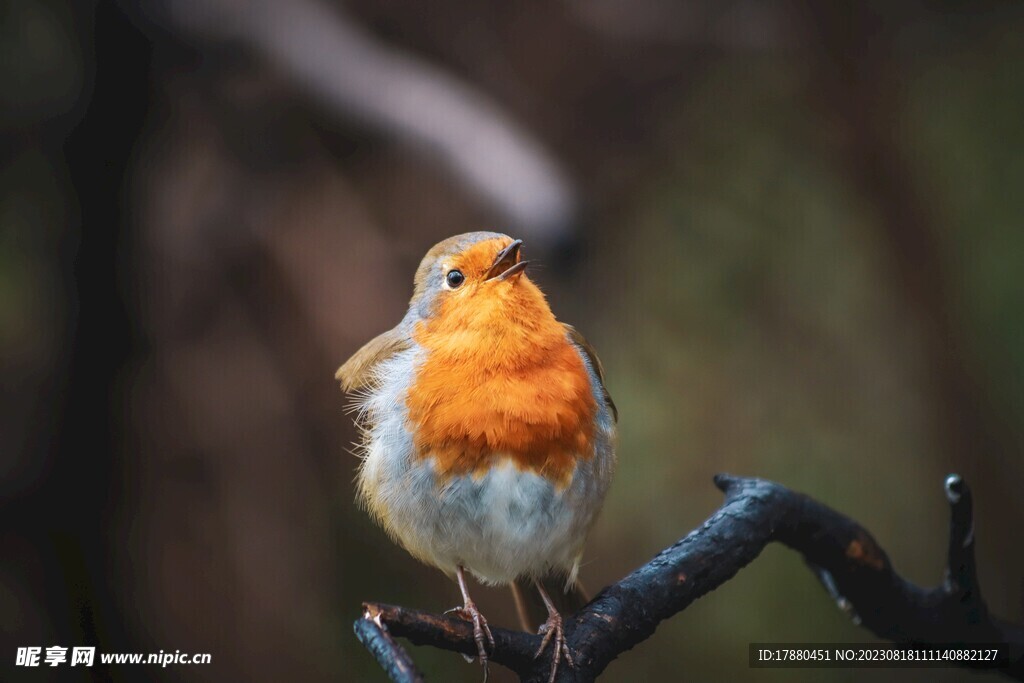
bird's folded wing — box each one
[564,324,617,422]
[335,327,412,392]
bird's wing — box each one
[335,327,412,392]
[564,324,617,422]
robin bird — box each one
[337,232,616,682]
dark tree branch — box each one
[360,602,541,675]
[354,606,425,683]
[356,475,1024,681]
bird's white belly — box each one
[354,348,613,585]
[364,451,597,584]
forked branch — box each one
[355,475,1024,682]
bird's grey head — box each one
[404,231,527,323]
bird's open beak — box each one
[484,239,529,281]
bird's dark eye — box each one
[446,269,465,288]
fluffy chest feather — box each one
[405,288,598,485]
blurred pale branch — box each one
[129,0,578,247]
[356,475,1024,682]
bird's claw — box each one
[534,609,573,683]
[448,600,495,681]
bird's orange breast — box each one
[405,276,597,487]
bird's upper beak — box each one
[484,239,529,281]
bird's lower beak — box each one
[484,239,529,281]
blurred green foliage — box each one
[573,24,1023,683]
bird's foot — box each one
[534,608,574,683]
[445,599,495,680]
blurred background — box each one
[2,0,1023,681]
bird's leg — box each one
[533,581,574,683]
[445,565,495,679]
